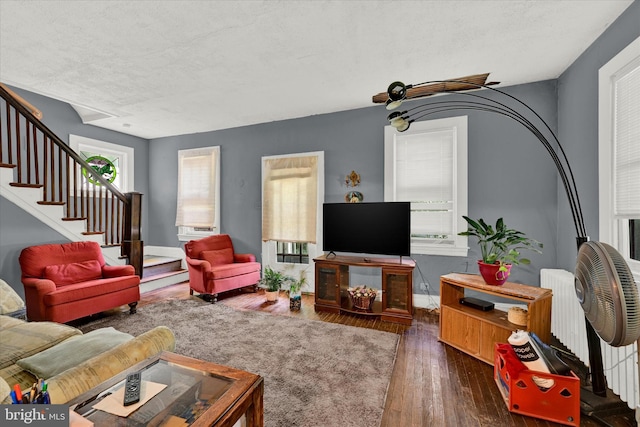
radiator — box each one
[541,268,638,410]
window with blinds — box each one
[613,61,640,219]
[599,36,640,273]
[175,146,220,240]
[384,116,468,256]
[262,154,318,243]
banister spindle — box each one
[15,113,22,182]
[43,136,49,200]
[26,121,32,183]
[33,125,39,185]
[6,105,12,164]
[65,152,70,217]
[49,137,55,201]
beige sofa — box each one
[0,315,175,404]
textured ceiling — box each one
[0,0,633,139]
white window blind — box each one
[175,147,218,228]
[397,130,454,239]
[385,116,468,256]
[262,155,318,243]
[614,62,640,218]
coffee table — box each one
[69,351,263,427]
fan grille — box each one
[574,241,640,347]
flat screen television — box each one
[323,202,411,257]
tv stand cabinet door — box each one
[314,262,345,311]
[381,267,413,324]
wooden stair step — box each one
[10,182,43,188]
[37,200,65,205]
[62,217,87,221]
[0,163,16,168]
[143,256,183,279]
[82,231,105,235]
[140,269,187,284]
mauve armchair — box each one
[184,234,261,303]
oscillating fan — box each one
[575,241,640,348]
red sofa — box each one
[19,241,140,323]
[185,234,261,302]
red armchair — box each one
[19,241,140,323]
[184,234,261,303]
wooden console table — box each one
[313,254,415,325]
[439,273,552,365]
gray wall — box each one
[556,0,640,270]
[0,87,150,297]
[149,81,560,292]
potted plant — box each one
[458,216,542,285]
[259,266,289,303]
[285,271,307,311]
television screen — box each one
[323,202,411,257]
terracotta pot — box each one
[477,261,511,286]
[265,290,279,302]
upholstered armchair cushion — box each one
[201,248,234,266]
[44,260,103,286]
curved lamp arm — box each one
[384,79,587,240]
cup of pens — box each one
[10,379,50,404]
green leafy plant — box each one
[285,271,307,295]
[458,217,542,271]
[259,266,290,292]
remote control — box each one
[123,372,141,406]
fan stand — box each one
[579,318,635,425]
[574,237,636,425]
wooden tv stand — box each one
[313,254,415,325]
[439,273,552,365]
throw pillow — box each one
[0,279,25,315]
[0,321,81,369]
[16,327,133,379]
[201,248,234,266]
[43,259,102,286]
[0,376,10,404]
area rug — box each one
[79,298,400,427]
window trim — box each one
[598,35,640,281]
[176,146,221,242]
[384,116,468,256]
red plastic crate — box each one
[494,343,580,426]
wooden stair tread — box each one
[37,201,65,205]
[10,182,43,188]
[0,163,16,168]
[140,269,187,283]
[62,217,87,221]
[143,256,182,267]
[82,231,105,235]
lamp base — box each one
[580,386,636,426]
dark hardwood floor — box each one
[132,283,636,427]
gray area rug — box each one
[80,298,400,427]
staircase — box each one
[141,250,188,293]
[1,84,187,292]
